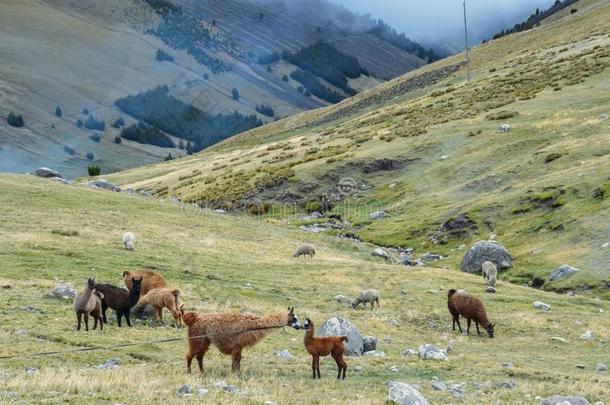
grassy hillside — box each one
[105,0,610,295]
[0,174,608,403]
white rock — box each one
[418,344,447,361]
[533,301,551,311]
[580,331,594,341]
[387,381,428,405]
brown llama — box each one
[137,287,183,327]
[182,307,300,375]
[301,318,348,380]
[73,278,104,331]
[123,268,166,296]
[447,289,495,338]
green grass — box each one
[0,175,609,403]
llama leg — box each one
[102,302,108,324]
[376,298,380,309]
[76,312,82,331]
[196,339,210,373]
[332,353,342,380]
[83,313,89,332]
[316,356,321,379]
[158,307,164,324]
[466,318,471,334]
[476,322,481,335]
[99,315,103,331]
[117,311,123,327]
[455,316,463,333]
[231,349,242,375]
[125,309,132,327]
[311,356,317,379]
[186,352,194,374]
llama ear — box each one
[490,323,496,328]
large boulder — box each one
[548,265,579,282]
[387,381,428,405]
[34,167,62,179]
[372,247,392,261]
[318,317,363,356]
[460,241,512,274]
[88,179,121,192]
[541,396,589,405]
[362,336,377,352]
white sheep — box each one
[482,261,497,287]
[293,243,316,258]
[352,289,380,310]
[123,232,136,251]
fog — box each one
[332,0,557,51]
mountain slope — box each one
[0,174,608,403]
[0,0,431,178]
[106,0,610,295]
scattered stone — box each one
[132,304,155,321]
[549,265,580,281]
[214,380,244,395]
[363,158,399,173]
[489,233,497,240]
[457,244,466,250]
[431,381,447,391]
[274,349,293,359]
[541,395,590,405]
[576,364,586,369]
[372,247,392,261]
[88,179,121,192]
[176,384,192,398]
[383,336,392,343]
[580,331,594,341]
[498,123,511,133]
[214,209,227,214]
[440,155,448,160]
[264,401,276,405]
[362,336,377,352]
[400,288,408,295]
[318,317,363,355]
[460,241,512,274]
[601,242,609,248]
[95,358,120,370]
[198,388,209,397]
[23,305,38,312]
[418,344,447,361]
[390,319,400,327]
[387,381,428,405]
[403,349,417,357]
[534,301,551,311]
[600,113,609,121]
[49,284,77,300]
[390,366,399,373]
[421,253,442,262]
[551,337,567,343]
[596,362,608,371]
[50,177,72,185]
[34,167,62,179]
[25,367,38,374]
[353,365,363,372]
[448,384,465,398]
[497,380,516,389]
[364,350,386,357]
[486,286,497,293]
[502,362,513,369]
[370,211,389,220]
[335,295,353,305]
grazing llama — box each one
[447,289,495,338]
[182,307,300,374]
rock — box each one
[421,253,442,262]
[403,259,425,267]
[580,330,594,341]
[502,362,513,369]
[596,362,608,371]
[373,247,392,260]
[198,388,209,397]
[364,350,386,357]
[576,364,586,369]
[448,384,465,398]
[335,295,353,304]
[95,358,120,370]
[398,253,411,265]
[88,179,121,192]
[362,336,377,352]
[549,265,580,281]
[440,155,448,160]
[363,158,399,173]
[387,381,428,405]
[353,365,363,372]
[49,284,77,300]
[497,380,516,389]
[551,337,567,343]
[214,380,244,395]
[431,381,447,391]
[400,288,408,295]
[489,233,497,240]
[541,395,590,405]
[601,242,609,248]
[486,286,497,293]
[534,301,551,311]
[25,367,38,374]
[214,209,227,214]
[176,384,192,398]
[132,304,155,321]
[390,319,400,327]
[318,317,363,356]
[498,123,511,133]
[600,113,609,121]
[403,348,417,357]
[169,197,181,204]
[460,241,512,274]
[50,177,72,185]
[370,211,389,220]
[34,167,62,178]
[418,344,447,361]
[274,349,293,359]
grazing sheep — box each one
[123,232,136,250]
[351,289,380,310]
[123,269,166,296]
[95,277,142,327]
[73,278,104,331]
[137,287,183,327]
[293,243,316,258]
[482,261,498,287]
[301,317,348,380]
[447,289,495,338]
[182,307,300,374]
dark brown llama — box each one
[301,318,348,380]
[95,277,142,327]
[447,289,495,338]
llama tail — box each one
[341,336,349,343]
[448,289,457,298]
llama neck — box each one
[258,312,288,329]
[303,324,315,345]
[128,289,141,306]
[479,311,491,328]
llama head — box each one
[182,311,198,326]
[486,322,495,338]
[286,307,300,329]
[301,317,313,331]
[87,278,96,290]
[131,277,143,294]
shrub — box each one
[7,112,24,127]
[64,145,75,155]
[87,165,100,176]
[305,200,321,213]
[86,152,95,160]
[82,108,89,115]
[232,88,240,100]
[257,51,279,64]
[89,133,101,142]
[111,117,125,128]
[256,103,274,117]
[84,115,105,131]
[282,74,289,82]
[290,69,344,103]
[114,135,122,144]
[52,229,79,237]
[55,106,63,117]
[156,48,174,62]
[76,119,83,128]
[164,153,174,161]
[120,121,175,148]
